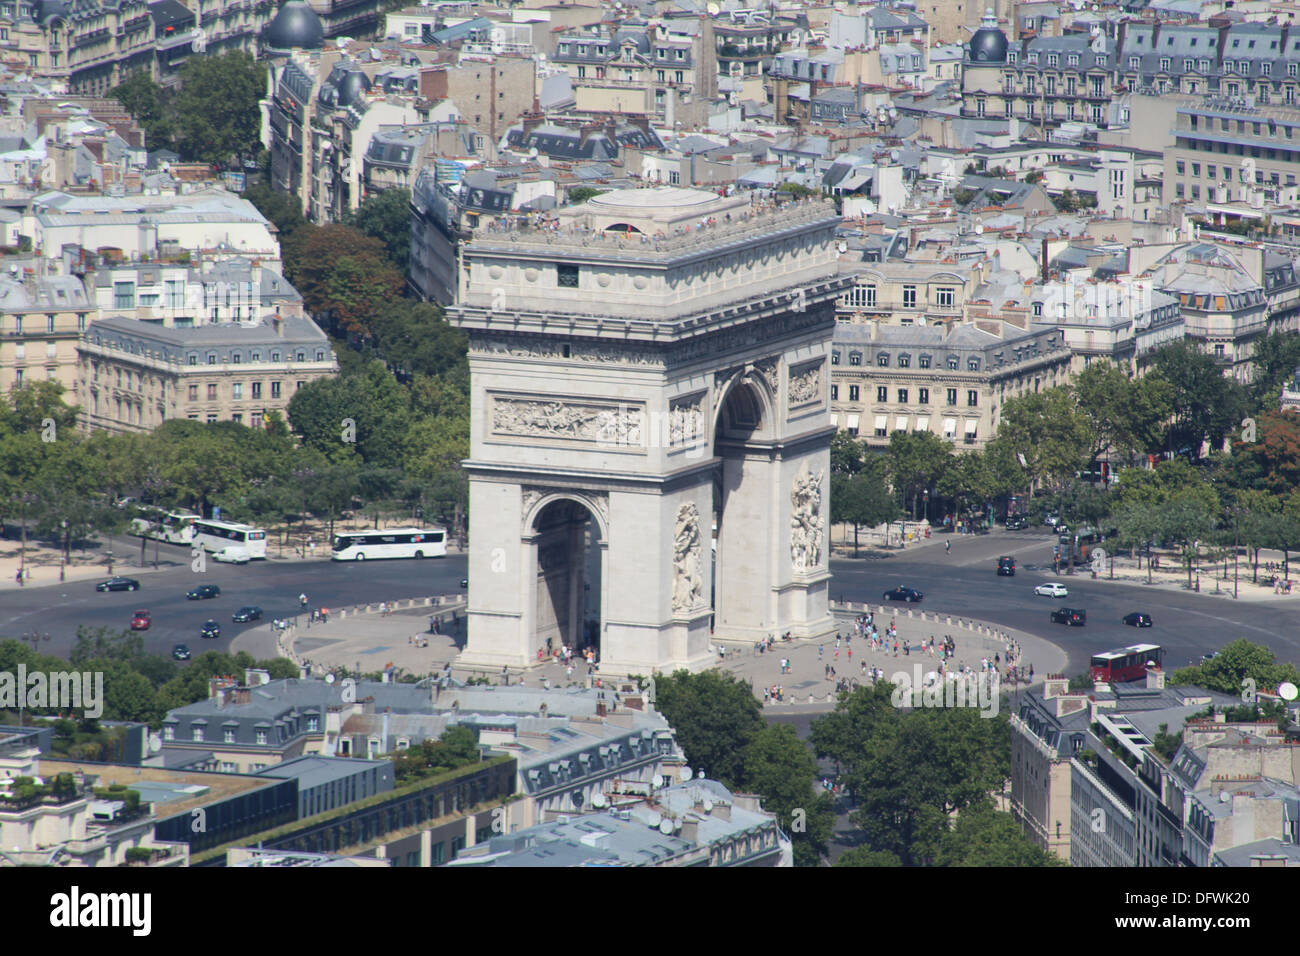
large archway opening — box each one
[531,498,603,660]
[712,380,770,639]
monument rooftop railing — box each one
[464,197,838,262]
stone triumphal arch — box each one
[447,187,847,674]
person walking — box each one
[945,539,951,554]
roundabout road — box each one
[827,531,1300,676]
[0,543,468,660]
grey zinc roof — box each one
[1213,837,1300,867]
[255,755,390,788]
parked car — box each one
[172,644,192,661]
[1005,515,1027,530]
[1035,582,1069,598]
[200,619,221,639]
[1123,612,1154,627]
[213,546,251,564]
[1051,607,1087,626]
[997,556,1016,576]
[97,576,140,592]
[187,584,221,600]
[130,609,151,631]
[883,586,924,603]
[232,606,262,623]
[460,578,468,589]
[1044,514,1060,528]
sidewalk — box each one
[240,595,1069,715]
[1058,555,1298,605]
[0,539,181,591]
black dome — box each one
[336,71,371,107]
[968,9,1008,63]
[263,0,324,52]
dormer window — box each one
[967,358,981,371]
[898,353,911,368]
[877,353,889,367]
[947,356,959,370]
[831,351,841,365]
[849,351,863,366]
[918,354,932,369]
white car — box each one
[1035,582,1069,598]
[213,546,251,564]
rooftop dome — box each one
[263,0,324,52]
[968,9,1008,63]
[336,70,371,108]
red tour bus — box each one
[1089,643,1165,683]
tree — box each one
[566,186,607,205]
[172,52,267,165]
[287,361,411,468]
[1072,361,1172,466]
[243,182,307,241]
[1247,330,1300,407]
[1223,409,1300,497]
[111,70,173,146]
[934,799,1066,866]
[652,670,765,790]
[936,449,998,528]
[1169,639,1300,697]
[830,430,866,475]
[742,724,834,866]
[69,626,144,667]
[283,224,402,336]
[834,847,903,867]
[368,301,468,384]
[885,431,951,521]
[1148,340,1249,458]
[988,388,1091,496]
[344,188,413,274]
[832,460,899,554]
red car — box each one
[130,609,151,631]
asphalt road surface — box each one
[827,529,1300,675]
[5,529,1295,673]
[0,543,469,659]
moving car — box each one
[213,546,251,564]
[1123,612,1154,627]
[1044,514,1060,528]
[187,584,221,600]
[883,586,924,603]
[1051,607,1087,626]
[172,644,191,661]
[997,556,1016,576]
[232,606,262,623]
[97,576,140,592]
[1005,515,1027,530]
[130,609,151,631]
[200,619,221,639]
[460,578,468,589]
[1035,582,1069,598]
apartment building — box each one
[77,311,335,434]
[0,0,275,97]
[0,272,91,394]
[964,19,1300,131]
[1164,97,1300,207]
[829,319,1071,451]
[837,260,983,326]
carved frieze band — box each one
[491,396,645,446]
[788,359,824,411]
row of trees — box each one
[0,379,468,557]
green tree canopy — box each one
[172,52,267,165]
[344,188,413,274]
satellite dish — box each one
[706,1,719,12]
[647,812,663,829]
[591,792,607,809]
[1219,790,1231,803]
[325,673,335,684]
[703,799,714,813]
[975,223,984,235]
[652,774,664,788]
[659,818,675,835]
[1280,682,1299,702]
[680,767,693,781]
[148,734,162,754]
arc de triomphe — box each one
[447,187,846,674]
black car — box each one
[200,619,221,639]
[1123,612,1153,627]
[883,586,924,603]
[232,606,262,623]
[172,644,192,661]
[96,576,140,592]
[460,578,468,589]
[1051,607,1087,626]
[187,584,221,600]
[997,556,1016,576]
[1005,516,1027,530]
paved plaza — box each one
[233,593,1068,713]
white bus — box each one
[192,519,268,558]
[130,508,201,545]
[331,527,448,561]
